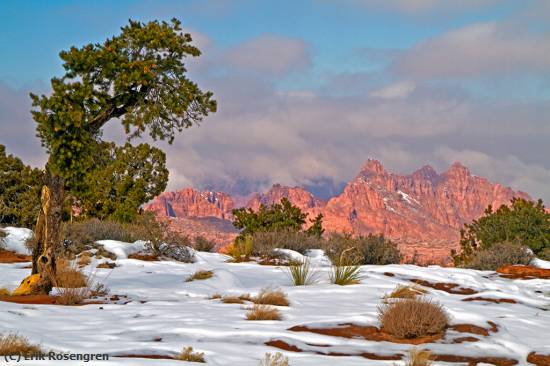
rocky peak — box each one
[443,162,471,180]
[246,184,325,211]
[359,159,386,176]
[412,165,438,182]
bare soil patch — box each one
[0,250,32,263]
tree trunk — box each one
[14,172,64,295]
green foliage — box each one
[464,242,534,271]
[233,198,323,240]
[0,145,43,228]
[453,198,550,265]
[76,142,168,222]
[305,213,325,238]
[285,259,317,286]
[30,18,216,187]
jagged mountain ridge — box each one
[145,160,530,262]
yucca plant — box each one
[285,259,317,286]
[330,247,363,285]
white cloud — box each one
[370,81,416,99]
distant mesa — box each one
[145,159,531,262]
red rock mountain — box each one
[145,160,530,262]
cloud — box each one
[393,21,550,79]
[370,81,416,99]
[341,0,501,15]
[224,35,311,75]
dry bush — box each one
[259,352,289,366]
[77,252,92,267]
[322,233,401,265]
[0,288,11,296]
[185,270,214,282]
[379,298,448,339]
[245,305,282,321]
[96,261,116,269]
[540,247,550,261]
[227,236,254,262]
[55,259,88,288]
[222,296,245,304]
[285,259,317,286]
[209,293,222,300]
[51,259,109,305]
[384,285,428,300]
[193,236,216,252]
[253,288,289,306]
[465,242,534,270]
[330,265,362,285]
[0,230,6,250]
[396,348,432,366]
[251,230,320,258]
[0,333,42,356]
[176,346,205,363]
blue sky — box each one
[1,0,549,201]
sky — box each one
[1,0,549,201]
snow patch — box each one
[0,227,33,255]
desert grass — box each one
[259,352,289,366]
[0,333,42,356]
[185,270,214,282]
[50,258,109,305]
[285,259,317,286]
[176,346,205,363]
[77,252,92,267]
[222,295,245,304]
[253,288,289,306]
[245,305,282,321]
[384,284,428,300]
[396,348,433,366]
[330,264,362,285]
[379,298,448,339]
[209,293,222,300]
[0,288,11,296]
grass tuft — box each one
[0,333,42,356]
[330,264,362,285]
[245,305,282,321]
[285,259,317,286]
[222,296,245,304]
[176,346,205,363]
[396,348,433,366]
[259,352,289,366]
[253,288,289,307]
[185,270,214,282]
[384,285,428,300]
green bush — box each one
[464,242,534,270]
[193,236,216,252]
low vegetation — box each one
[323,233,402,265]
[379,298,448,339]
[384,284,428,300]
[226,236,254,262]
[193,236,216,252]
[259,352,289,366]
[185,270,214,282]
[285,259,317,286]
[176,346,205,363]
[0,288,11,296]
[221,295,245,304]
[245,305,282,321]
[464,242,534,270]
[253,288,289,306]
[330,264,362,285]
[0,333,42,356]
[398,348,433,366]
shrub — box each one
[397,348,432,366]
[384,285,427,300]
[330,265,362,285]
[245,305,282,321]
[209,293,222,300]
[77,252,92,267]
[0,333,42,356]
[50,260,91,305]
[193,236,216,252]
[464,242,534,270]
[185,270,214,282]
[259,352,289,366]
[227,236,254,262]
[0,230,6,250]
[0,288,10,296]
[540,247,550,261]
[322,233,401,265]
[176,346,205,363]
[378,298,448,339]
[285,259,317,286]
[251,230,320,258]
[253,288,289,306]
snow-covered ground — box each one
[1,228,550,365]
